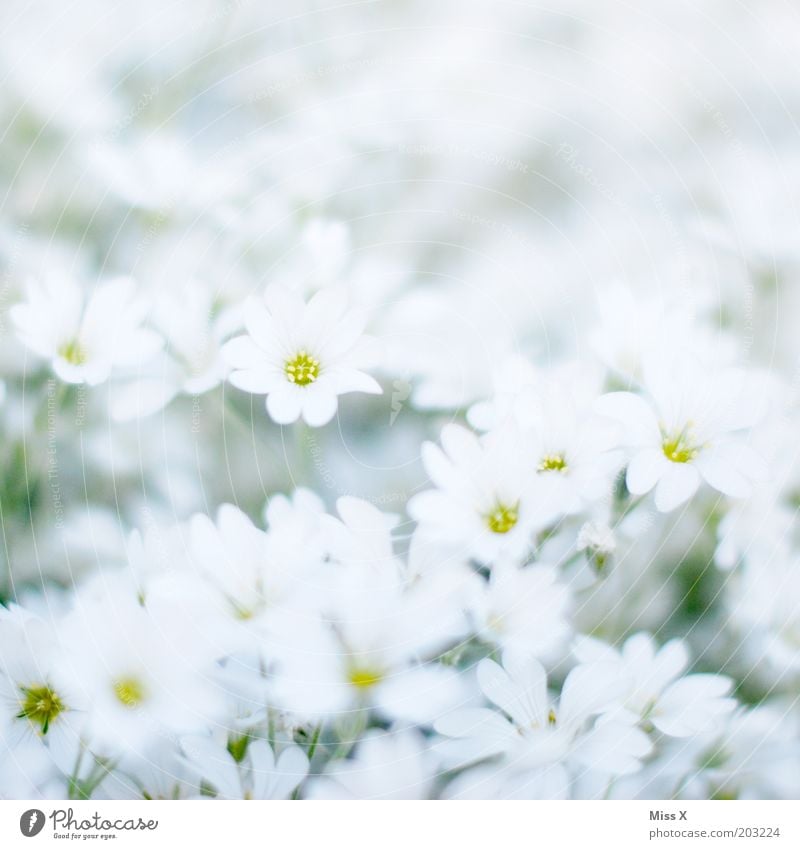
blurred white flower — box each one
[60,595,224,755]
[0,607,85,769]
[468,562,572,658]
[223,285,382,426]
[597,354,766,511]
[409,424,556,564]
[435,651,652,799]
[574,633,736,737]
[181,734,308,800]
[305,729,437,800]
[11,275,161,386]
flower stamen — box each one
[58,339,87,365]
[537,453,568,473]
[113,677,146,709]
[17,684,65,734]
[661,424,699,464]
[284,350,320,386]
[485,501,519,534]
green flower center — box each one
[661,425,699,463]
[485,501,519,534]
[537,453,568,473]
[284,350,320,386]
[17,684,65,734]
[113,677,146,708]
[58,339,87,365]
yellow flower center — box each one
[284,350,320,386]
[537,453,568,473]
[58,339,87,365]
[348,667,383,690]
[661,425,699,463]
[17,684,65,734]
[113,677,146,708]
[485,501,519,534]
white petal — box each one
[301,389,338,426]
[266,385,304,424]
[478,656,548,729]
[595,392,660,445]
[434,708,516,749]
[626,449,668,495]
[572,721,652,775]
[695,444,760,498]
[269,746,309,799]
[229,367,283,394]
[244,296,280,346]
[653,463,700,512]
[325,367,382,395]
[559,662,625,727]
[221,335,264,369]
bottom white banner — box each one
[1,800,796,848]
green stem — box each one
[306,723,322,760]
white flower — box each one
[694,703,800,800]
[181,734,308,799]
[269,568,466,724]
[110,280,239,420]
[577,521,616,565]
[573,633,736,737]
[305,729,437,799]
[188,503,319,631]
[11,275,161,386]
[60,594,224,755]
[408,424,557,565]
[727,556,800,679]
[100,742,197,800]
[320,496,402,572]
[468,562,572,658]
[589,283,695,382]
[597,354,766,511]
[222,285,381,426]
[0,606,85,769]
[435,651,651,799]
[471,362,624,515]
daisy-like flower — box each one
[304,729,437,800]
[186,500,326,643]
[573,633,736,737]
[408,424,557,565]
[180,734,308,800]
[596,353,766,512]
[60,593,225,756]
[110,279,239,420]
[269,567,466,724]
[0,606,85,766]
[222,285,382,426]
[470,363,624,516]
[435,651,651,799]
[468,562,572,659]
[727,555,800,679]
[11,274,161,386]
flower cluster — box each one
[1,0,799,801]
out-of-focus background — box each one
[1,2,799,786]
